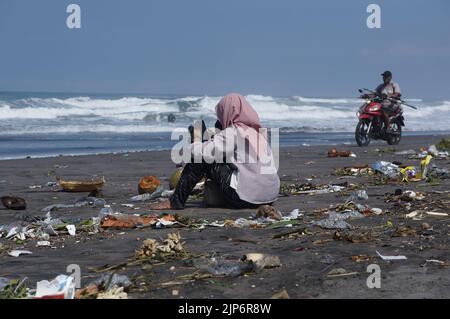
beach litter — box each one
[376,251,407,261]
[135,232,185,260]
[242,253,281,269]
[192,257,256,277]
[326,268,359,278]
[0,278,28,299]
[271,289,290,299]
[255,205,282,221]
[426,211,448,217]
[41,197,106,212]
[372,161,401,179]
[385,189,425,202]
[428,164,449,179]
[333,230,373,243]
[327,148,356,158]
[129,186,173,202]
[1,196,27,210]
[351,255,370,262]
[58,176,105,193]
[91,273,132,292]
[75,273,131,299]
[191,253,280,277]
[208,208,302,229]
[334,165,374,177]
[33,275,75,299]
[280,182,347,196]
[8,250,32,257]
[312,211,364,230]
[99,210,181,229]
[138,175,161,194]
[345,190,369,203]
[66,225,76,236]
[391,225,416,237]
[96,286,128,299]
[36,241,51,247]
[414,144,449,159]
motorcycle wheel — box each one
[387,122,402,145]
[355,120,371,146]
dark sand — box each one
[1,135,449,298]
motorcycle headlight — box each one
[369,106,380,112]
[356,111,361,117]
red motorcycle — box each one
[355,88,416,147]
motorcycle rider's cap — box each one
[381,71,392,77]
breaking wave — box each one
[0,94,449,135]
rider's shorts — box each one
[381,101,399,115]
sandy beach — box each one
[1,134,449,299]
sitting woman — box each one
[150,93,280,210]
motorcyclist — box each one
[375,71,402,133]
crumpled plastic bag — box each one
[312,211,364,230]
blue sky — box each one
[0,0,449,99]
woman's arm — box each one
[190,127,236,163]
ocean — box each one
[1,91,449,160]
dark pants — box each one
[169,162,259,209]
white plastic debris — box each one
[130,186,165,202]
[282,209,301,220]
[312,211,364,230]
[34,275,75,299]
[66,225,76,236]
[346,190,369,203]
[8,250,33,257]
[425,211,448,217]
[376,251,407,261]
[370,208,383,215]
[427,145,438,156]
[36,241,51,247]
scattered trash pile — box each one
[397,142,449,160]
[206,207,303,229]
[372,154,448,182]
[385,189,449,219]
[41,197,106,212]
[312,211,364,230]
[327,148,357,158]
[191,253,281,277]
[135,232,186,260]
[334,165,374,177]
[310,190,382,230]
[280,182,350,196]
[0,212,78,244]
[0,272,132,299]
[99,209,185,229]
[0,205,193,255]
[78,273,131,299]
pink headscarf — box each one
[216,93,268,160]
[216,93,261,131]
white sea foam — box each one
[0,95,449,134]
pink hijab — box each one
[216,93,261,131]
[216,93,268,160]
